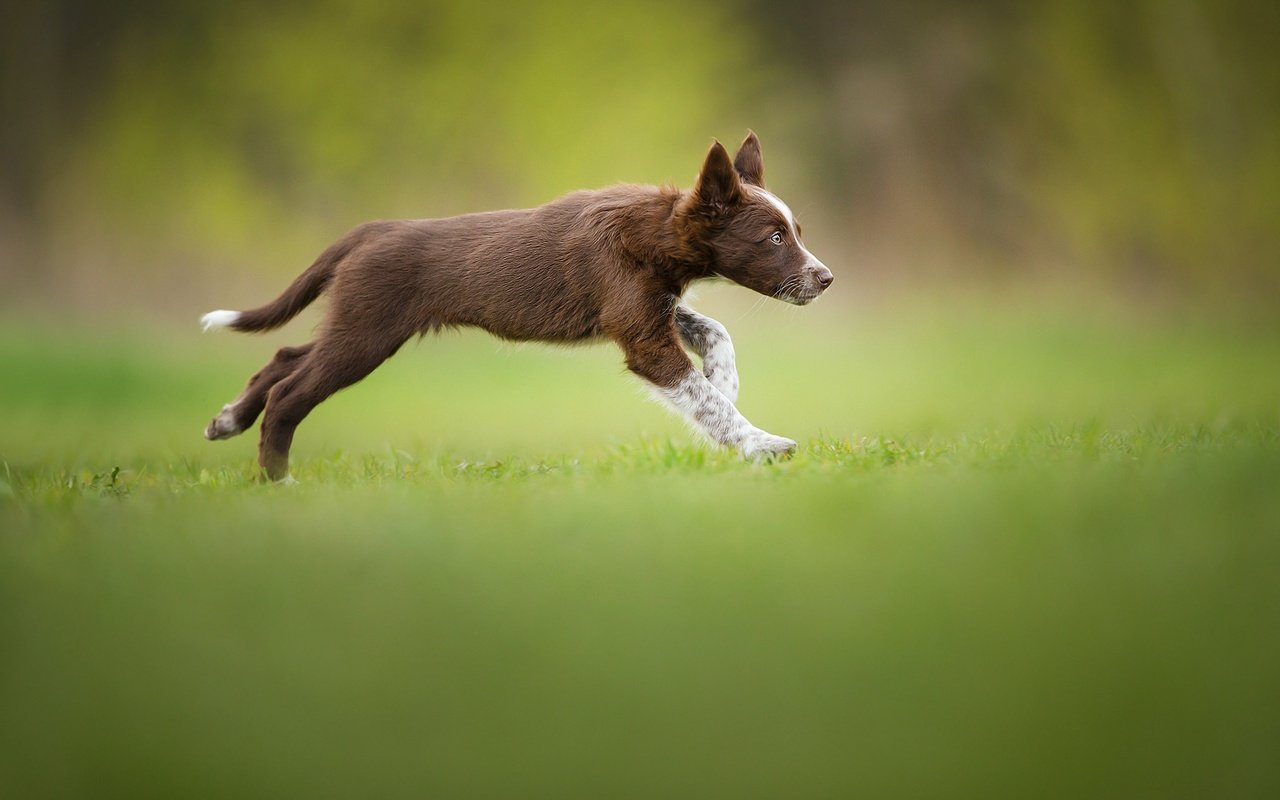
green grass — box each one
[3,298,1280,797]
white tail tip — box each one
[201,309,240,332]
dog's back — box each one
[320,184,681,343]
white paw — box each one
[739,430,797,460]
[204,404,243,441]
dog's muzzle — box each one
[784,257,833,305]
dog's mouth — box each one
[782,289,823,306]
[775,270,833,305]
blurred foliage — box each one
[1,0,1278,306]
[763,0,1280,292]
[1,0,753,298]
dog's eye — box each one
[769,231,784,245]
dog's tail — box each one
[201,233,359,334]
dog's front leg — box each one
[675,305,739,403]
[623,335,795,459]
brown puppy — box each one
[202,132,833,481]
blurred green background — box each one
[2,0,1277,310]
[3,1,1280,797]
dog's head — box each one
[679,132,832,304]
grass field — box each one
[2,296,1279,797]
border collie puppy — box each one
[201,132,833,481]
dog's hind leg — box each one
[256,337,404,482]
[205,343,315,441]
[675,306,738,402]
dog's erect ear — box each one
[733,130,765,187]
[695,140,744,214]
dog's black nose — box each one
[815,268,834,288]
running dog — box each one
[201,132,833,481]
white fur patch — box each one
[201,309,240,332]
[702,337,739,403]
[658,368,794,459]
[205,402,244,440]
[675,307,739,402]
[748,186,795,228]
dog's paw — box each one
[739,430,797,460]
[204,405,242,441]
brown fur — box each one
[204,132,832,480]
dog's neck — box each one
[602,186,720,295]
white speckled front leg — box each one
[675,306,739,402]
[658,368,795,460]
